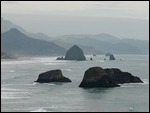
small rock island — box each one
[105,53,115,60]
[109,54,115,60]
[35,69,72,83]
[57,45,86,61]
[79,67,143,88]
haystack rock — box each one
[109,54,115,60]
[35,69,72,83]
[105,53,112,56]
[64,45,86,61]
[79,67,143,88]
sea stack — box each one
[35,69,72,83]
[79,67,143,88]
[64,45,86,61]
[109,54,115,60]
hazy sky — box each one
[1,1,149,40]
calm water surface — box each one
[1,55,149,112]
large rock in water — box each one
[109,54,115,60]
[35,69,72,83]
[64,45,86,61]
[79,67,143,88]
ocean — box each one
[1,55,149,112]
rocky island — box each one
[57,45,86,61]
[109,54,115,60]
[79,67,143,88]
[35,69,72,83]
[105,53,115,60]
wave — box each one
[142,79,149,84]
[1,86,31,100]
[1,57,57,65]
[43,63,61,65]
[120,79,149,88]
[30,108,47,112]
[100,60,105,62]
[9,70,15,72]
[64,69,72,72]
[2,96,30,99]
[1,91,31,100]
[43,83,55,85]
[33,82,37,85]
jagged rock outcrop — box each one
[79,67,143,88]
[64,45,86,61]
[35,69,72,83]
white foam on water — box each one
[43,83,55,85]
[9,70,15,72]
[120,79,149,88]
[30,108,47,112]
[33,82,37,85]
[129,107,134,111]
[43,63,60,65]
[120,85,133,88]
[1,86,31,100]
[100,60,105,62]
[2,96,31,99]
[142,79,149,85]
[64,69,72,72]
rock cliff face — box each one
[79,67,143,88]
[64,45,86,61]
[35,69,72,83]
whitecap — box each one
[142,79,149,85]
[33,82,37,85]
[64,69,72,72]
[1,88,22,91]
[44,62,61,66]
[2,96,30,99]
[10,70,15,72]
[100,60,105,62]
[129,107,134,111]
[44,83,55,85]
[120,85,133,88]
[30,108,47,112]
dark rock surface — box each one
[35,69,72,83]
[109,54,115,60]
[105,53,112,56]
[104,68,143,83]
[90,58,93,61]
[79,67,143,88]
[64,45,86,61]
[56,57,64,60]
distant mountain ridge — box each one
[54,34,148,54]
[55,35,143,54]
[1,17,149,55]
[1,28,66,56]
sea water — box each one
[1,55,149,112]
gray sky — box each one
[1,1,149,40]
